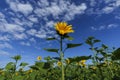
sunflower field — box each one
[0,22,120,80]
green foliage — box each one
[67,43,82,49]
[112,48,120,60]
[44,48,59,53]
[5,62,15,70]
[11,55,21,61]
[0,37,120,80]
[46,37,56,40]
[20,62,29,67]
[68,56,91,63]
[85,36,101,47]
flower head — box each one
[55,22,74,35]
[37,56,42,61]
[15,72,19,76]
[91,66,97,70]
[66,59,70,64]
[57,61,62,66]
[77,60,86,67]
[81,60,86,64]
[26,69,33,74]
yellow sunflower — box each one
[66,59,70,64]
[37,56,42,61]
[55,22,74,35]
[57,61,62,66]
[81,60,86,64]
[78,60,86,67]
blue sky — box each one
[0,0,120,67]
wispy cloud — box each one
[0,0,87,43]
[91,24,119,31]
[0,42,13,49]
[0,50,10,56]
[6,0,33,15]
[0,0,119,50]
[20,42,31,46]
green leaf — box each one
[20,62,28,67]
[93,39,101,43]
[44,48,59,53]
[67,36,74,40]
[11,55,21,61]
[30,65,39,70]
[85,36,100,46]
[68,55,91,63]
[74,56,91,62]
[88,36,95,40]
[44,56,51,61]
[100,52,107,57]
[64,36,74,40]
[43,62,51,69]
[112,48,120,60]
[102,44,108,49]
[46,37,56,40]
[5,62,14,70]
[67,43,82,48]
[35,62,44,68]
[85,39,92,46]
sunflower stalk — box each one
[60,36,65,80]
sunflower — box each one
[81,60,86,64]
[55,22,74,35]
[57,61,62,66]
[15,72,19,76]
[37,56,42,61]
[66,59,70,64]
[77,60,86,67]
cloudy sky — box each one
[0,0,120,67]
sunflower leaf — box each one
[67,43,82,49]
[46,37,56,40]
[44,48,59,53]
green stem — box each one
[60,36,64,80]
[13,60,17,73]
[107,62,114,79]
[92,47,97,66]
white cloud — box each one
[99,26,105,30]
[91,26,97,30]
[0,12,5,19]
[115,0,120,7]
[45,21,55,28]
[6,0,33,15]
[2,0,88,41]
[0,23,25,33]
[107,24,118,29]
[0,50,9,56]
[38,0,49,7]
[20,42,30,46]
[26,29,37,36]
[2,0,119,42]
[28,16,38,23]
[0,42,13,49]
[13,33,27,40]
[17,3,33,15]
[0,35,10,41]
[89,0,96,7]
[64,3,87,21]
[102,0,120,14]
[29,38,36,43]
[35,30,47,38]
[102,6,114,13]
[34,0,87,21]
[91,24,119,31]
[115,15,120,19]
